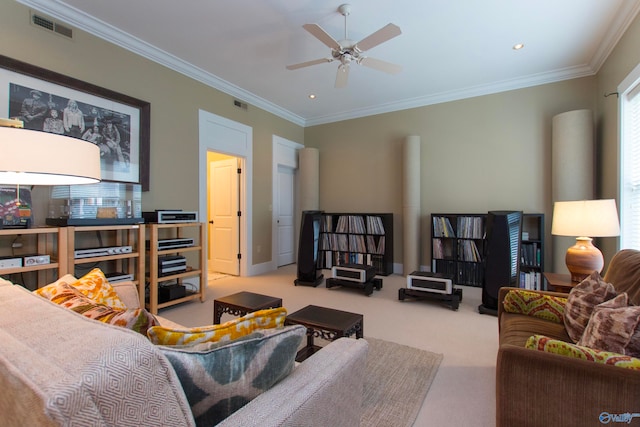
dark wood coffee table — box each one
[285,305,364,362]
[213,291,283,324]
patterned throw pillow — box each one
[35,268,126,309]
[578,294,640,356]
[502,289,567,323]
[147,307,288,345]
[564,271,618,343]
[44,281,157,335]
[158,324,305,426]
[526,334,640,370]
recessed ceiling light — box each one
[308,94,316,99]
[513,43,524,50]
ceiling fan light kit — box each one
[286,4,402,88]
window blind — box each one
[621,80,640,249]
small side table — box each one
[285,305,364,362]
[543,272,578,293]
[213,291,283,324]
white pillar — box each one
[298,147,320,212]
[403,136,421,275]
[551,109,594,272]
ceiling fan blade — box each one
[303,23,341,50]
[286,58,333,70]
[356,23,401,52]
[359,57,402,74]
[335,64,349,88]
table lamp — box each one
[551,199,620,282]
[0,118,101,185]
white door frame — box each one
[199,110,252,276]
[272,135,303,270]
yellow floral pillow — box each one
[526,334,640,370]
[503,289,567,323]
[147,307,288,345]
[35,268,126,309]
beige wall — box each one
[3,1,639,273]
[1,1,303,267]
[305,77,598,270]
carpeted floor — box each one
[361,337,443,427]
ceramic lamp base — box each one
[565,237,604,282]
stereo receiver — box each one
[158,255,187,276]
[143,210,198,223]
[406,271,453,295]
[148,238,195,251]
[0,256,22,269]
[74,246,132,259]
[331,263,376,283]
[23,254,51,266]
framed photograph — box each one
[0,55,150,190]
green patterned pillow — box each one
[502,289,567,323]
[158,324,305,426]
[525,334,640,370]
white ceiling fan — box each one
[286,4,402,88]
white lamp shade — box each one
[0,126,101,185]
[551,199,620,237]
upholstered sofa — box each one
[496,249,640,427]
[0,277,368,426]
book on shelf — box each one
[336,215,366,234]
[432,216,455,238]
[366,215,386,235]
[520,242,541,267]
[519,271,542,290]
[456,216,484,239]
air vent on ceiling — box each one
[233,100,248,110]
[31,12,73,39]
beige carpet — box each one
[361,337,443,427]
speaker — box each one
[295,210,324,286]
[479,211,522,315]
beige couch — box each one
[0,278,368,426]
[496,249,640,427]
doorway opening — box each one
[198,110,252,277]
[207,152,241,276]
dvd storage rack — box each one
[317,213,393,275]
[431,212,544,289]
[145,222,206,314]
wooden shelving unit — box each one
[66,225,145,306]
[317,213,393,276]
[0,227,68,289]
[145,222,206,315]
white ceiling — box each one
[17,0,640,127]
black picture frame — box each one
[0,55,150,190]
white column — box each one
[403,136,421,275]
[551,109,595,272]
[298,147,320,212]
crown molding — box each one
[305,64,596,126]
[17,0,640,128]
[16,0,307,127]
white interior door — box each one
[209,158,240,275]
[277,165,295,266]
